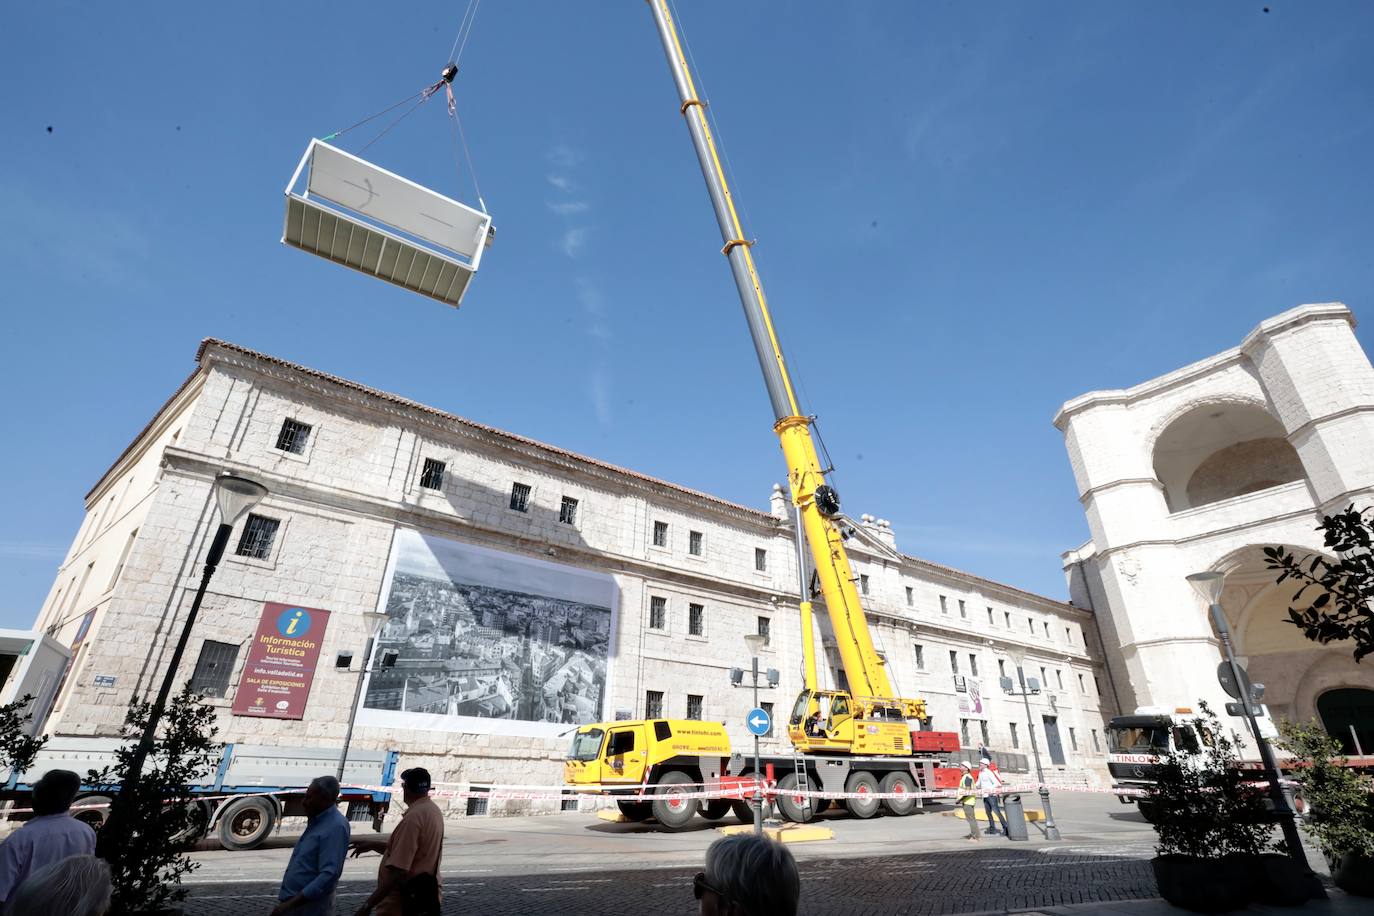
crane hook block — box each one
[441,63,458,83]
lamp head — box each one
[362,610,389,636]
[215,473,268,526]
[1187,571,1226,605]
[743,633,766,656]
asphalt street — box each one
[178,792,1331,915]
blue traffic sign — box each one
[746,706,771,737]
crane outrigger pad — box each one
[282,139,492,307]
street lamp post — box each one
[337,610,389,781]
[1186,572,1317,882]
[743,633,766,836]
[1002,647,1061,841]
[97,472,268,858]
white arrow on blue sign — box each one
[746,706,771,736]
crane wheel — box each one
[843,771,881,818]
[731,799,755,823]
[880,772,917,816]
[650,771,699,829]
[775,773,815,824]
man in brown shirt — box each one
[350,767,444,916]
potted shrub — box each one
[1278,719,1374,897]
[1144,702,1277,912]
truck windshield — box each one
[1108,725,1170,753]
[790,692,811,725]
[568,729,605,761]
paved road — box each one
[178,792,1327,915]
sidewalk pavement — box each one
[1001,889,1366,916]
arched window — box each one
[1152,403,1305,512]
[1317,688,1374,756]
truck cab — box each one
[1105,706,1213,821]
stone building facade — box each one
[27,339,1112,813]
[1058,303,1374,755]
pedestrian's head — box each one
[979,757,991,766]
[7,854,111,916]
[304,775,341,818]
[400,767,432,802]
[31,769,81,816]
[959,761,971,771]
[696,834,799,916]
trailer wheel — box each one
[217,796,278,850]
[172,801,211,844]
[731,799,755,823]
[650,772,698,829]
[844,771,881,819]
[616,800,652,822]
[880,772,917,816]
[1136,801,1161,824]
[700,799,732,821]
[775,773,815,824]
[71,794,113,831]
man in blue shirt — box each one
[273,775,351,915]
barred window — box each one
[688,603,704,636]
[1091,729,1102,752]
[275,418,311,454]
[560,792,580,812]
[189,640,239,698]
[652,521,668,547]
[645,690,664,719]
[958,600,967,619]
[509,482,531,512]
[559,496,578,525]
[420,458,445,490]
[686,694,703,720]
[466,788,489,816]
[859,574,870,595]
[969,654,979,677]
[649,596,666,630]
[905,586,914,607]
[949,650,959,675]
[754,548,767,572]
[688,530,703,556]
[913,643,925,669]
[757,616,770,646]
[235,514,280,560]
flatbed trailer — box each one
[3,738,399,850]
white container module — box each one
[283,139,493,307]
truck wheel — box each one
[844,772,881,819]
[172,801,211,844]
[731,799,755,823]
[217,796,278,850]
[1136,801,1161,824]
[880,772,917,816]
[775,773,815,824]
[650,772,699,829]
[71,794,113,831]
[616,800,652,822]
[700,799,732,821]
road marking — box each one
[522,886,590,892]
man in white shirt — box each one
[977,757,1009,836]
[0,770,97,905]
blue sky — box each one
[3,2,1372,629]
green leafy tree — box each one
[1278,719,1374,861]
[0,694,49,776]
[1144,702,1278,859]
[1265,505,1374,661]
[90,688,221,915]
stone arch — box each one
[1151,400,1306,512]
[1315,687,1374,756]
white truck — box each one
[3,739,399,850]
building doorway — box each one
[1317,687,1374,756]
[1042,715,1066,765]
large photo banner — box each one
[357,528,618,738]
[232,602,331,719]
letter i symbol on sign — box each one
[286,611,303,635]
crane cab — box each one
[787,689,913,756]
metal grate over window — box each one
[466,788,489,816]
[560,792,580,812]
[649,596,666,630]
[420,458,446,490]
[559,496,578,525]
[754,548,767,572]
[686,694,703,720]
[645,690,664,719]
[688,530,703,556]
[652,521,668,547]
[235,515,280,560]
[276,418,312,454]
[757,616,770,646]
[189,640,239,698]
[509,482,531,512]
[688,603,704,636]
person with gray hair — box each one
[5,853,111,916]
[272,775,350,915]
[693,833,800,916]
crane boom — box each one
[646,1,919,718]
